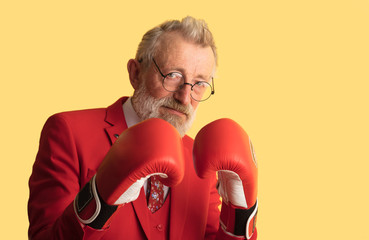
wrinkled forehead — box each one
[155,32,214,61]
[154,32,216,75]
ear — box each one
[127,59,141,90]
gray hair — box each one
[136,16,217,69]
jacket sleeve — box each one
[28,114,107,240]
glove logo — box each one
[249,139,257,167]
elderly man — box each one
[28,16,258,240]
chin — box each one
[157,114,186,137]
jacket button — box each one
[156,224,163,231]
[114,134,119,138]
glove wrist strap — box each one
[73,175,118,229]
[220,199,258,239]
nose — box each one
[173,83,192,105]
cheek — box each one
[141,74,167,97]
[145,80,171,99]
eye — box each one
[166,72,183,81]
[195,81,209,88]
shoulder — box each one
[43,108,106,132]
[38,108,108,145]
[49,107,106,124]
[44,97,128,130]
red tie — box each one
[147,176,164,213]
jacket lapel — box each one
[104,97,129,145]
[132,189,152,239]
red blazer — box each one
[28,97,256,240]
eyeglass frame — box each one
[152,58,215,102]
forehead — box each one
[155,32,215,76]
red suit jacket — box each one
[28,97,256,240]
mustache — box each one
[161,98,192,115]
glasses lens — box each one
[191,81,212,101]
[163,73,184,92]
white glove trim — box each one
[217,170,247,208]
[114,173,168,205]
[246,198,258,240]
[73,175,101,225]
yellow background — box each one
[1,0,368,239]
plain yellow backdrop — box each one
[1,0,368,239]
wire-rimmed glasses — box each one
[152,58,214,102]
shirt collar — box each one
[122,97,142,128]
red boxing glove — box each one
[193,118,258,239]
[74,118,185,229]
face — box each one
[131,32,215,136]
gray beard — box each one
[131,84,196,137]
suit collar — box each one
[104,97,129,145]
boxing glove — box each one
[193,118,258,239]
[73,118,185,229]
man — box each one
[28,16,258,239]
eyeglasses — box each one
[152,58,215,102]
